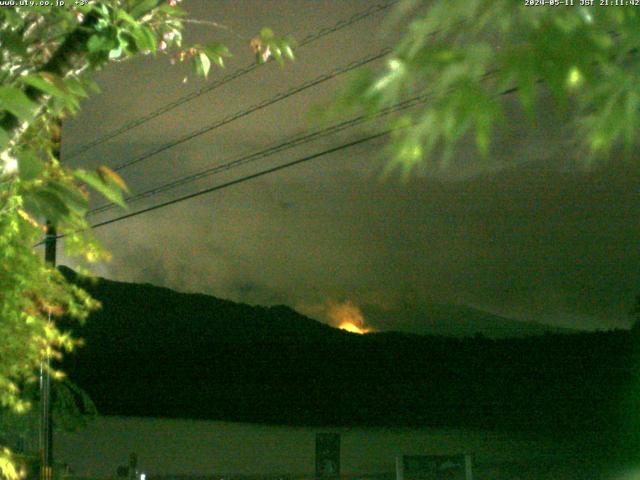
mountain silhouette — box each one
[360,302,573,338]
[57,266,637,454]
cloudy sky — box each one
[60,0,640,332]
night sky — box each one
[60,0,640,332]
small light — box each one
[140,474,146,480]
[1,150,18,176]
[579,7,593,24]
[567,67,583,88]
[388,58,402,71]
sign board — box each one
[396,454,472,480]
[117,453,138,479]
[315,433,340,479]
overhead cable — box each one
[89,95,428,216]
[91,130,390,230]
[65,1,399,160]
[108,48,391,173]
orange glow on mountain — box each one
[329,300,372,334]
[296,299,374,334]
[338,321,369,334]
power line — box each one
[35,77,525,248]
[65,1,399,161]
[87,68,518,217]
[97,82,519,227]
[91,130,390,230]
[30,130,390,249]
[108,48,391,173]
[89,95,428,216]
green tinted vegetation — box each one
[0,1,292,476]
[336,2,640,174]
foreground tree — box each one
[0,2,292,477]
[332,0,640,461]
[337,2,640,172]
[4,0,638,475]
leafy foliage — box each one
[336,1,640,174]
[251,28,296,65]
[0,1,293,476]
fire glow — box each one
[328,300,372,335]
[338,321,369,334]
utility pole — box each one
[40,119,60,480]
[39,221,54,480]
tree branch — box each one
[0,11,99,142]
[0,1,168,150]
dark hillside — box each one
[58,267,639,457]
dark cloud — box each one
[61,0,640,333]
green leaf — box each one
[204,43,231,68]
[97,165,129,193]
[159,4,188,16]
[475,123,490,157]
[0,8,24,28]
[46,181,88,216]
[64,77,88,100]
[96,3,110,19]
[84,78,101,95]
[87,34,115,54]
[131,25,157,52]
[17,150,43,182]
[117,30,134,52]
[130,0,160,19]
[24,189,70,223]
[283,44,294,60]
[260,27,274,40]
[74,169,127,208]
[22,73,69,100]
[205,43,231,58]
[109,45,123,59]
[211,55,224,68]
[0,128,8,151]
[0,31,27,56]
[116,9,137,25]
[198,52,211,77]
[0,86,37,121]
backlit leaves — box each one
[1,2,296,476]
[22,74,68,101]
[194,51,211,78]
[0,449,19,480]
[0,128,10,152]
[204,43,231,68]
[336,1,640,173]
[74,167,127,209]
[0,0,186,468]
[130,0,160,19]
[251,29,295,65]
[16,150,43,182]
[0,87,37,122]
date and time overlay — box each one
[1,0,639,8]
[525,0,639,6]
[0,0,88,7]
